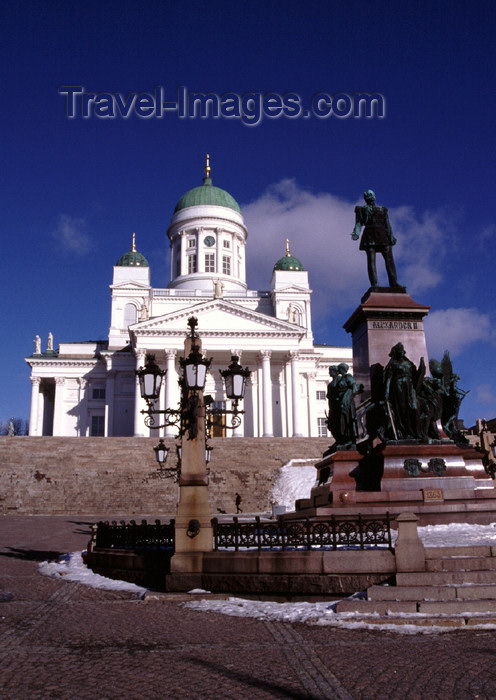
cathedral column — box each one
[105,370,116,437]
[134,351,146,437]
[260,350,273,437]
[52,377,66,436]
[29,377,41,435]
[197,228,204,272]
[305,372,317,437]
[180,231,188,276]
[78,378,88,436]
[164,350,177,437]
[290,351,303,436]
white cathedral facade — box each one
[26,161,352,439]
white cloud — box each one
[242,181,451,318]
[389,206,450,294]
[424,307,495,357]
[52,214,92,254]
[476,384,496,405]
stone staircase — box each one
[335,545,496,627]
[0,436,327,515]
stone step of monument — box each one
[396,570,496,586]
[368,582,496,602]
[417,599,496,614]
[367,584,458,601]
[336,597,496,615]
[332,614,496,628]
[425,545,493,558]
[335,599,418,614]
[425,557,496,572]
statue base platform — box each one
[343,287,431,403]
[290,443,496,526]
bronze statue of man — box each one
[351,190,400,288]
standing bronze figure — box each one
[352,190,400,288]
[327,363,363,446]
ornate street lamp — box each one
[136,354,166,401]
[220,355,250,402]
[154,438,169,465]
[136,317,251,476]
[180,343,211,392]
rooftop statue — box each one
[351,190,400,288]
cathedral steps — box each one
[0,436,327,516]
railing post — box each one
[386,512,393,551]
[278,515,286,551]
[211,517,218,551]
[331,515,337,550]
[305,518,311,551]
[255,516,262,551]
[358,513,364,549]
[234,516,240,552]
[395,512,426,572]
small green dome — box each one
[174,176,241,214]
[274,240,304,271]
[274,255,304,271]
[116,235,149,267]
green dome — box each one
[116,236,149,267]
[273,253,304,271]
[174,177,241,214]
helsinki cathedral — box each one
[26,158,351,439]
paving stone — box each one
[2,515,496,699]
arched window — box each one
[123,303,137,328]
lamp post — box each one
[135,316,250,588]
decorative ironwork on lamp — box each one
[136,317,250,478]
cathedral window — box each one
[123,303,137,328]
[188,238,196,248]
[92,388,106,400]
[317,417,328,437]
[205,253,215,273]
[222,255,231,275]
[223,240,230,248]
[188,254,197,274]
[91,415,105,437]
[316,390,326,401]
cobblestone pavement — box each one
[1,515,496,699]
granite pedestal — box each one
[293,442,496,525]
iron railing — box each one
[211,514,393,552]
[92,514,393,553]
[94,519,175,550]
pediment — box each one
[111,280,151,291]
[130,299,303,338]
[272,284,311,294]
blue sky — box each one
[2,0,495,427]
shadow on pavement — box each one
[0,548,62,562]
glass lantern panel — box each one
[232,373,245,398]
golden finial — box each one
[205,153,211,179]
[286,238,291,256]
[132,233,136,252]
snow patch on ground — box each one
[39,551,147,595]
